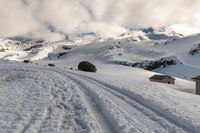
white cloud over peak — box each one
[0,0,200,40]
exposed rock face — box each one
[189,43,200,56]
[111,56,180,71]
[48,52,69,60]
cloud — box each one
[0,0,200,40]
[90,0,200,27]
[76,21,127,37]
[0,0,40,37]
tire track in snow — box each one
[63,71,192,133]
[71,73,187,133]
[38,76,103,133]
[65,75,139,133]
[51,68,188,132]
[50,69,116,133]
[68,78,116,133]
[61,72,162,132]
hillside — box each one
[0,31,200,132]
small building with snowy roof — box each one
[149,75,175,84]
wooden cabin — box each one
[192,76,200,95]
[149,75,175,84]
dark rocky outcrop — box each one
[48,52,69,60]
[24,44,43,51]
[189,43,200,56]
[111,56,180,71]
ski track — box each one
[0,64,197,133]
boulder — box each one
[78,61,97,73]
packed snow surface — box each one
[0,32,200,132]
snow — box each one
[0,61,199,133]
[0,31,200,132]
[168,24,200,36]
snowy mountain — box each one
[1,29,200,132]
[0,29,200,79]
[141,27,183,40]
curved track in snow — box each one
[0,63,198,133]
[63,72,189,133]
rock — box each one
[48,52,69,60]
[78,61,97,73]
[189,43,200,56]
[48,64,55,67]
[62,45,71,50]
[58,52,68,58]
[24,44,43,51]
[23,60,31,63]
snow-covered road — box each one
[66,72,187,133]
[0,62,199,133]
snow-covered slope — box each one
[54,33,200,80]
[0,31,200,132]
[1,32,200,79]
[0,60,198,133]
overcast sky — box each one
[0,0,200,40]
